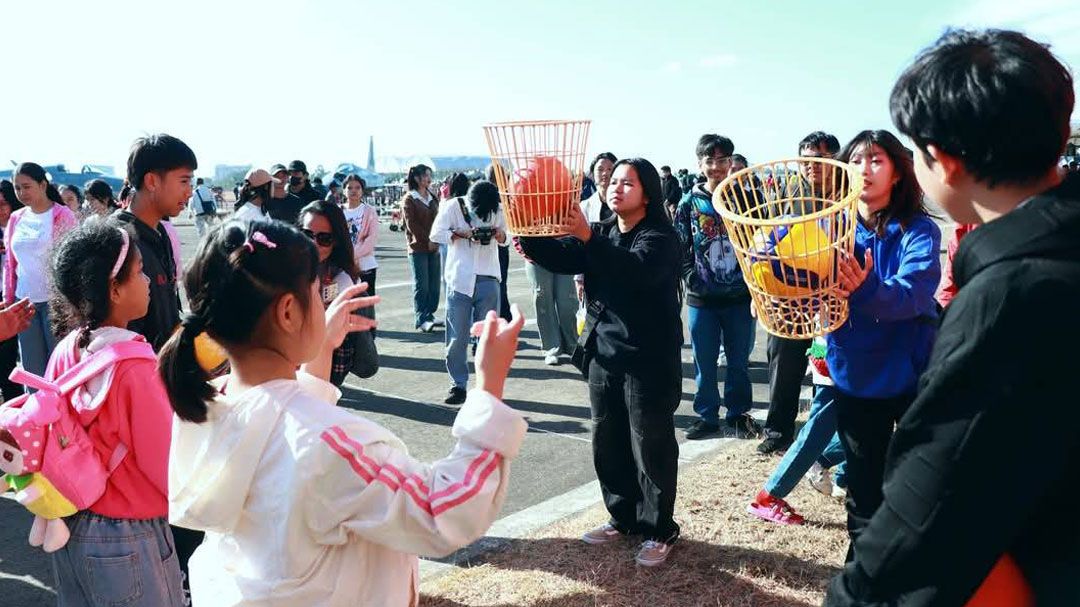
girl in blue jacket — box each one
[829,129,942,559]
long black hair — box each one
[299,200,360,281]
[602,157,672,227]
[158,219,318,423]
[50,219,139,346]
[837,129,930,235]
[448,172,470,198]
[84,179,118,212]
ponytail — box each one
[157,219,319,424]
[158,315,214,423]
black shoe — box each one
[684,420,721,440]
[444,387,467,405]
[726,414,763,439]
[756,432,792,455]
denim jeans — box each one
[17,301,57,383]
[525,262,576,355]
[445,277,500,389]
[194,213,218,238]
[52,512,185,607]
[409,251,441,327]
[764,384,847,497]
[687,302,755,425]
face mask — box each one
[288,176,303,187]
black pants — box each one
[171,525,204,596]
[0,336,20,400]
[835,390,914,561]
[587,358,681,542]
[498,246,511,321]
[763,334,811,441]
[360,269,377,336]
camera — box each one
[471,226,496,245]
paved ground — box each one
[0,214,785,604]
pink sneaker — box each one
[747,491,805,526]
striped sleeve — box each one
[304,390,527,558]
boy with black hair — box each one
[758,131,840,455]
[675,134,761,440]
[112,133,194,352]
[826,29,1080,606]
[110,132,204,603]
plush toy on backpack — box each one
[0,341,151,552]
[0,425,75,552]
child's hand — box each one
[471,305,525,400]
[324,283,379,349]
[0,298,34,342]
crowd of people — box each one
[0,27,1077,607]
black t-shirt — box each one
[111,210,181,351]
[265,194,307,225]
[291,185,322,204]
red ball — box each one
[512,156,574,225]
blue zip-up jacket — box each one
[826,215,941,399]
[674,184,750,307]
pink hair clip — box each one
[244,231,278,253]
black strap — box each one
[457,197,473,226]
[576,300,604,350]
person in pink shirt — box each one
[936,223,976,308]
[45,220,183,606]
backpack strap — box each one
[53,340,156,396]
[457,196,473,226]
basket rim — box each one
[713,157,863,227]
[483,119,592,128]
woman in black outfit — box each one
[519,158,683,567]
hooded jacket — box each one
[169,372,527,607]
[826,173,1080,606]
[44,327,172,519]
[674,184,750,307]
[826,215,941,399]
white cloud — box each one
[663,61,683,73]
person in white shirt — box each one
[190,178,218,238]
[340,174,379,297]
[233,168,278,224]
[159,219,528,607]
[431,180,508,405]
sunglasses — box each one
[302,229,335,247]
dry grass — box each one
[420,441,849,607]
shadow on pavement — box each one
[0,498,56,604]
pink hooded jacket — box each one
[44,327,172,519]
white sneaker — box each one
[807,462,834,497]
[420,321,435,333]
[544,353,560,365]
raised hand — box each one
[471,305,526,400]
[836,249,874,298]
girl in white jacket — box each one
[157,219,528,607]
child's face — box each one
[113,248,151,324]
[146,168,194,219]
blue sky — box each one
[2,0,1077,177]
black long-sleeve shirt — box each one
[825,173,1080,606]
[519,218,683,376]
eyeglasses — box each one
[301,229,335,247]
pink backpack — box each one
[0,340,156,510]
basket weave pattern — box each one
[482,120,591,236]
[712,157,862,339]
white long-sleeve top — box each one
[430,197,508,297]
[169,372,527,607]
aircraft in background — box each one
[0,163,125,191]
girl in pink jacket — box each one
[159,219,528,606]
[46,220,184,606]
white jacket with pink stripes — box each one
[168,372,527,607]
